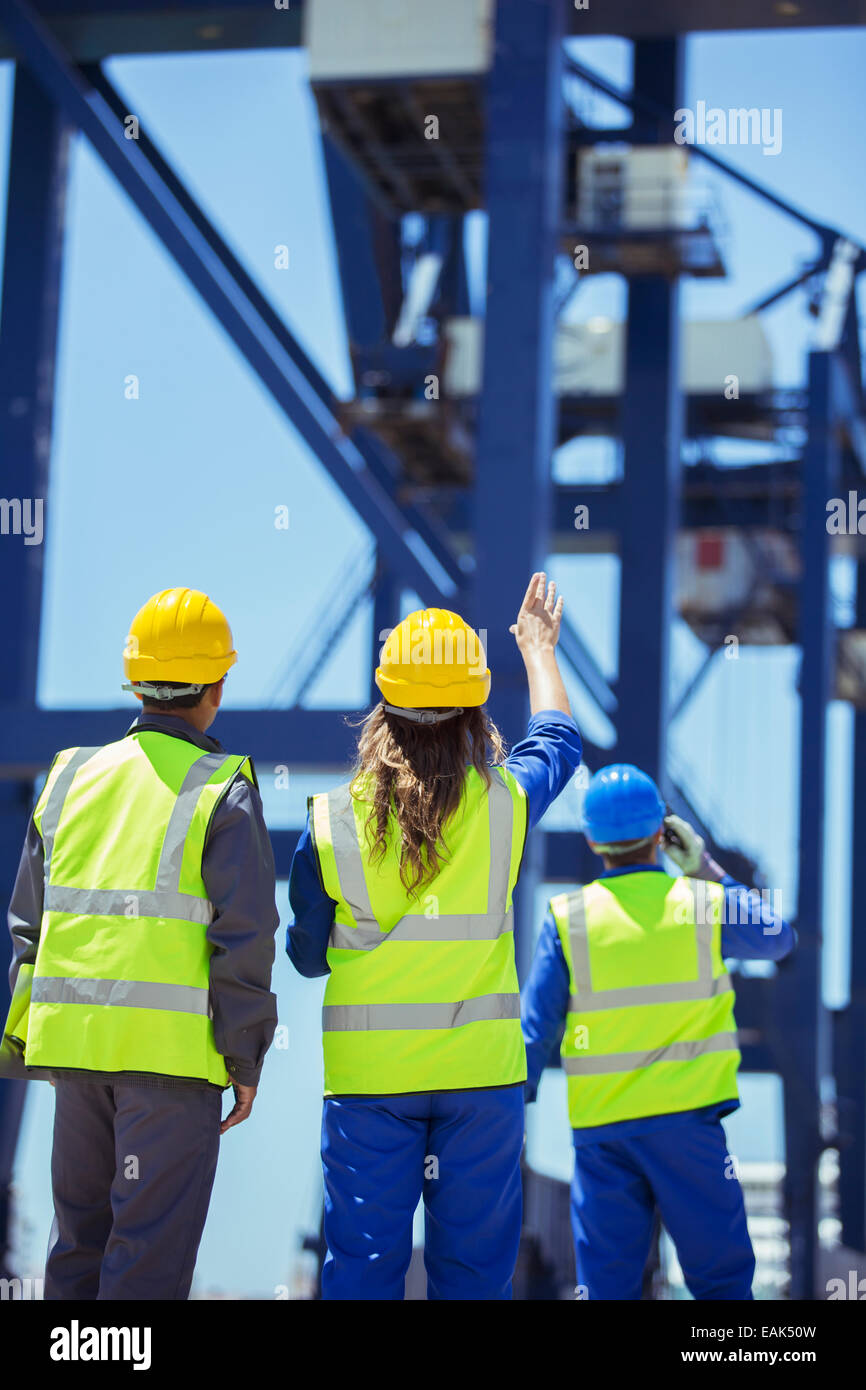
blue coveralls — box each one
[287,711,582,1300]
[521,864,796,1301]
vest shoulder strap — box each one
[34,746,103,857]
[550,885,585,921]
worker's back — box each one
[310,762,528,1095]
[23,730,251,1085]
[550,870,740,1128]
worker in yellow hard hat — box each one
[2,588,279,1300]
[287,573,584,1300]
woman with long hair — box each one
[288,572,582,1299]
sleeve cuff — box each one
[527,708,579,727]
[226,1061,261,1088]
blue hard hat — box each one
[581,764,665,845]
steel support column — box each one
[837,558,866,1252]
[837,294,866,1254]
[781,349,839,1298]
[472,0,563,975]
[0,61,69,1273]
[615,39,684,785]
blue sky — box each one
[2,25,865,1293]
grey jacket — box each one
[7,714,279,1090]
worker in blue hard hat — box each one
[521,763,796,1300]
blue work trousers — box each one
[321,1085,524,1300]
[571,1113,755,1300]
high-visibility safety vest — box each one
[551,872,740,1128]
[7,732,255,1087]
[310,765,529,1096]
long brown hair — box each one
[350,705,507,897]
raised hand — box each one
[509,573,570,716]
[509,572,564,655]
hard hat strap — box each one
[122,680,205,701]
[382,703,465,725]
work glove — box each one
[662,813,705,875]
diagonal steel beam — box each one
[557,615,617,715]
[741,260,825,317]
[85,62,466,593]
[81,64,333,405]
[0,0,455,606]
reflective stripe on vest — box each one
[325,776,515,953]
[40,747,101,871]
[322,993,520,1033]
[43,885,213,926]
[562,1032,740,1075]
[31,977,209,1015]
[154,751,230,900]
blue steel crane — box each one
[0,0,865,1299]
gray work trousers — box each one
[45,1077,222,1300]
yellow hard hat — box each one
[375,608,490,711]
[123,588,237,687]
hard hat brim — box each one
[375,667,490,709]
[123,649,237,685]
